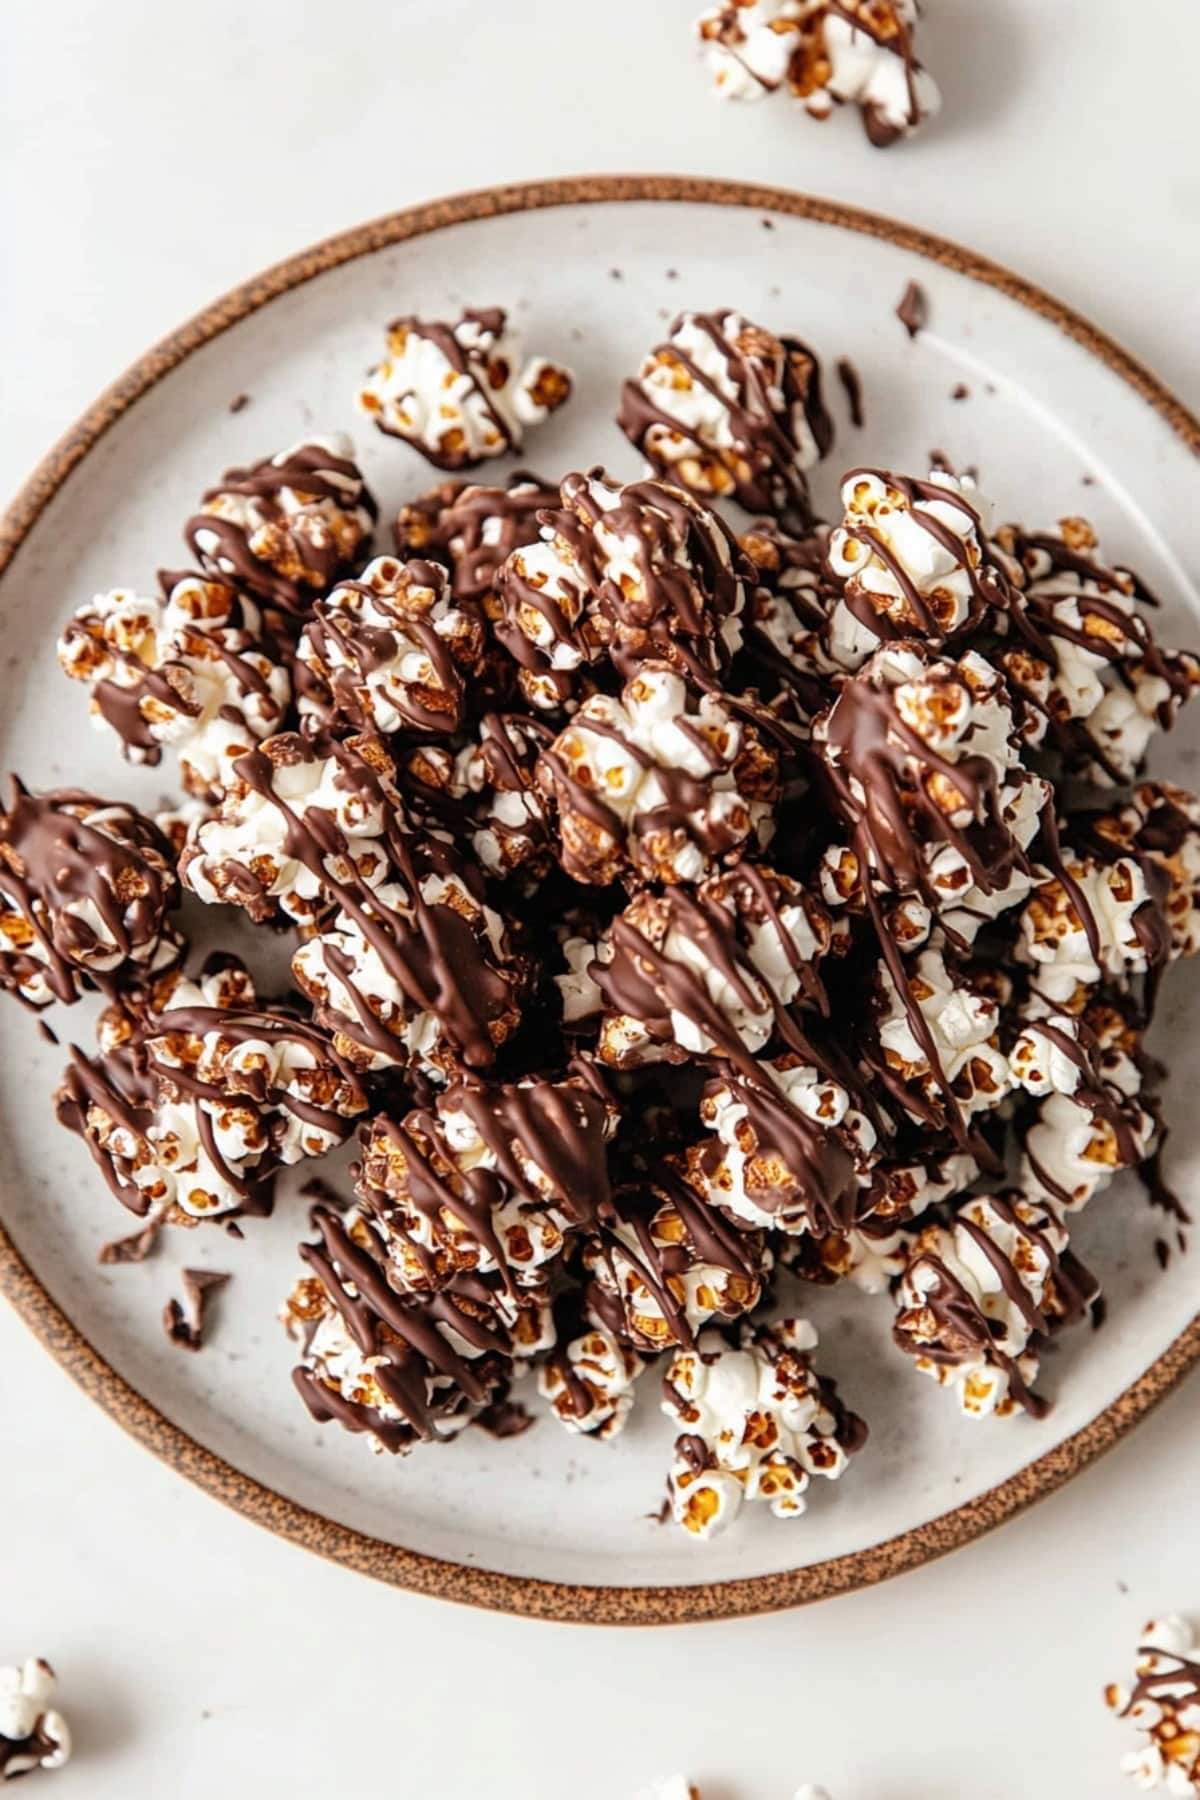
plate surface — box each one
[2,177,1199,1624]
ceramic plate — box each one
[2,177,1199,1624]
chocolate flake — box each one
[163,1268,231,1351]
[896,280,927,338]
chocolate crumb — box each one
[474,1395,535,1439]
[761,218,775,231]
[646,1493,672,1525]
[163,1268,231,1351]
[609,268,624,281]
[836,358,865,429]
[665,268,679,280]
[99,1219,162,1265]
[228,394,251,414]
[1154,1238,1171,1272]
[1082,473,1097,486]
[951,383,970,401]
[37,1020,58,1045]
[1090,1293,1108,1332]
[225,1220,244,1240]
[896,280,927,338]
[1118,1580,1130,1595]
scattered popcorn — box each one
[539,1316,646,1440]
[359,308,571,470]
[698,0,940,146]
[0,1658,70,1780]
[1106,1614,1200,1795]
[619,310,832,522]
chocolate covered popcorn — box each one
[698,1,940,146]
[296,554,485,735]
[359,309,571,470]
[57,571,290,798]
[58,960,368,1225]
[497,470,750,708]
[893,1190,1098,1417]
[185,435,376,615]
[286,1203,552,1453]
[0,783,183,1008]
[662,1317,865,1539]
[1106,1614,1200,1795]
[619,311,833,523]
[536,662,779,885]
[0,1659,70,1780]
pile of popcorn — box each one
[30,293,1200,1545]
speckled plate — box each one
[2,177,1199,1625]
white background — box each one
[2,2,1199,1794]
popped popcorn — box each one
[185,435,376,614]
[0,783,183,1009]
[619,310,832,522]
[359,308,571,470]
[662,1317,864,1540]
[0,1658,70,1780]
[1106,1614,1200,1795]
[536,661,778,885]
[57,571,290,799]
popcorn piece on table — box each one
[180,730,399,926]
[0,782,183,1009]
[685,1053,877,1237]
[824,469,1010,670]
[296,554,485,736]
[698,1,940,147]
[1105,1613,1200,1796]
[535,661,779,886]
[185,435,376,616]
[290,832,525,1078]
[538,1311,647,1441]
[359,309,571,471]
[582,1169,769,1351]
[1011,1000,1156,1214]
[354,1064,619,1294]
[893,1189,1098,1418]
[996,518,1200,786]
[814,638,1049,945]
[498,469,751,709]
[57,570,291,799]
[662,1317,865,1541]
[618,310,832,523]
[567,864,837,1070]
[0,1657,70,1780]
[57,960,369,1226]
[285,1203,553,1454]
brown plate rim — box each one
[2,174,1198,1626]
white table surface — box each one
[2,3,1198,1795]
